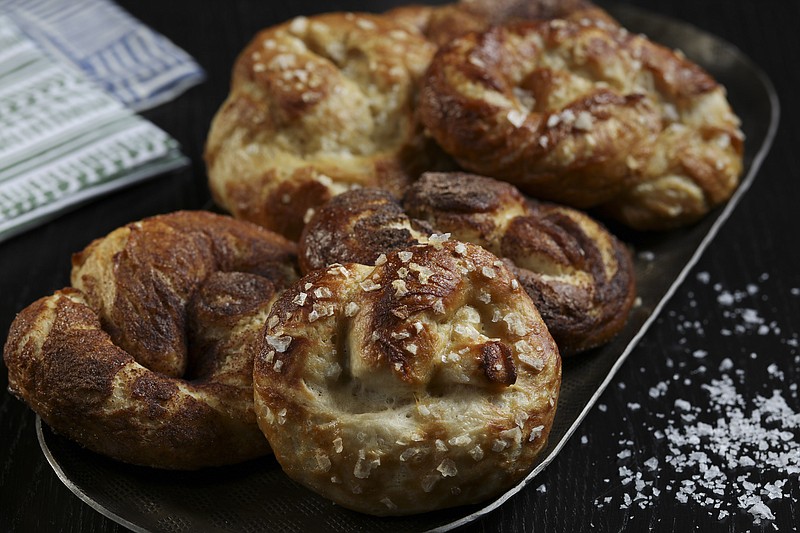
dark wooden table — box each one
[2,1,799,531]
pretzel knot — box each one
[3,212,298,469]
[205,12,448,239]
[254,241,560,515]
[419,18,743,229]
[300,172,635,356]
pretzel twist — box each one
[300,173,635,355]
[419,18,743,229]
[205,12,449,239]
[3,212,298,469]
[254,241,560,515]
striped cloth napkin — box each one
[1,0,205,111]
[0,14,188,243]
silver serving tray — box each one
[37,4,779,532]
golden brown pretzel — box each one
[388,0,618,46]
[205,12,450,240]
[300,172,635,355]
[419,18,743,229]
[3,211,298,469]
[254,242,560,515]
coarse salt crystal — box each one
[507,109,527,127]
[492,439,508,452]
[355,17,376,30]
[360,280,381,292]
[574,111,594,131]
[345,301,360,317]
[427,233,450,248]
[529,425,545,441]
[437,459,458,477]
[446,435,470,448]
[289,16,308,33]
[409,262,434,284]
[503,312,528,336]
[392,279,409,297]
[266,335,292,352]
[469,444,484,460]
[313,287,332,299]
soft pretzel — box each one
[3,211,298,469]
[253,241,560,515]
[419,18,743,229]
[205,12,450,240]
[300,172,635,355]
[388,0,618,47]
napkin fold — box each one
[0,14,188,243]
[1,0,205,111]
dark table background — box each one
[2,0,799,531]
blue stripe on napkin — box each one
[1,0,205,110]
[0,14,188,243]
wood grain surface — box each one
[1,1,798,531]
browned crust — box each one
[298,188,434,272]
[407,173,636,354]
[204,12,451,239]
[254,242,560,515]
[386,0,618,46]
[4,211,299,469]
[418,18,743,229]
[502,203,636,353]
[300,173,635,355]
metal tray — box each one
[37,4,779,532]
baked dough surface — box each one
[254,241,561,515]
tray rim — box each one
[37,417,150,533]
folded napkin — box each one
[1,0,205,111]
[0,15,188,243]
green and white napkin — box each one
[0,14,188,243]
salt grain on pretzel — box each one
[205,12,448,239]
[419,18,743,229]
[300,173,635,355]
[253,241,560,515]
